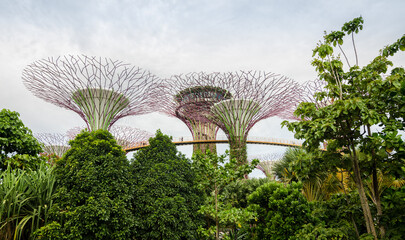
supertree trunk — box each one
[157,73,233,155]
[228,136,247,164]
[189,119,218,154]
[206,71,298,165]
[211,99,261,164]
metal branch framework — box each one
[66,125,153,150]
[23,55,160,131]
[248,153,283,179]
[35,133,70,157]
[157,71,299,161]
[109,125,153,150]
[208,71,299,164]
[279,79,330,121]
[157,72,233,154]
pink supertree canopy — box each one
[279,79,330,121]
[207,71,299,163]
[66,125,153,151]
[157,71,299,161]
[157,72,233,154]
[248,153,284,179]
[22,55,160,131]
[35,133,70,158]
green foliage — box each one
[291,223,348,240]
[380,185,405,239]
[283,16,405,238]
[247,181,314,240]
[272,148,347,202]
[382,34,405,57]
[0,162,56,240]
[32,222,62,240]
[130,130,203,240]
[0,109,42,170]
[221,178,272,209]
[43,129,134,240]
[192,151,258,239]
[341,16,364,34]
[314,192,366,238]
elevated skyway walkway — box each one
[123,135,305,152]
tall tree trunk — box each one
[372,163,385,237]
[350,143,377,239]
[215,183,219,240]
[339,168,360,238]
[367,125,385,238]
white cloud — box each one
[1,0,404,161]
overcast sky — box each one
[1,0,404,176]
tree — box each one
[38,129,134,239]
[0,109,42,170]
[283,17,405,239]
[247,182,314,239]
[130,130,203,240]
[192,151,258,240]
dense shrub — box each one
[130,130,203,239]
[35,130,134,240]
[0,109,43,171]
[247,181,314,239]
[314,192,366,239]
[221,178,272,209]
[380,185,405,239]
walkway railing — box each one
[123,135,304,152]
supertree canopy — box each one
[109,125,153,150]
[279,79,330,121]
[158,72,232,154]
[22,55,159,131]
[248,153,283,180]
[208,71,299,164]
[35,133,70,158]
[66,125,153,151]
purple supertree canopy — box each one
[205,71,298,163]
[248,153,283,179]
[22,55,160,131]
[35,133,70,158]
[157,70,299,160]
[66,125,153,150]
[108,125,153,150]
[208,71,299,138]
[279,79,330,121]
[157,72,233,154]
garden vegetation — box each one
[1,17,405,239]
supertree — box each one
[35,133,70,158]
[248,153,283,179]
[279,79,330,121]
[66,125,153,151]
[157,72,233,154]
[208,71,299,164]
[109,125,153,150]
[22,55,159,131]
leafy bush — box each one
[380,185,405,239]
[221,178,271,209]
[314,192,366,238]
[130,130,203,239]
[37,130,134,240]
[247,181,314,239]
[0,162,56,240]
[0,109,43,170]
